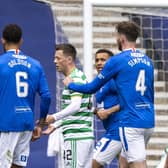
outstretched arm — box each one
[42,120,63,135]
[42,96,82,135]
[44,96,82,125]
[63,75,110,94]
[52,96,82,121]
[63,57,119,94]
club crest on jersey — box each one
[20,155,27,162]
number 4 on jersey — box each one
[136,70,147,96]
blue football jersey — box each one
[0,50,51,131]
[96,79,121,140]
[96,79,120,129]
[69,49,154,128]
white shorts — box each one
[0,131,32,168]
[119,127,154,163]
[63,139,94,168]
[93,137,122,165]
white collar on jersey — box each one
[7,49,20,54]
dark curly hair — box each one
[2,24,22,43]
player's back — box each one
[0,50,50,131]
[111,49,154,128]
[67,49,154,129]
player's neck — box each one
[65,65,76,77]
[122,42,136,50]
[5,44,20,52]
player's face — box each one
[54,50,68,74]
[95,53,110,73]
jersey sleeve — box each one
[38,65,51,119]
[68,55,121,94]
[96,81,111,103]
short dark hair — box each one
[116,21,140,42]
[2,24,22,43]
[95,49,114,57]
[56,43,77,61]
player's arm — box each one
[63,57,119,94]
[32,99,51,141]
[32,119,45,142]
[45,95,82,124]
[32,66,51,141]
[96,104,120,120]
[42,95,82,135]
[32,94,51,141]
[42,120,62,135]
[52,95,82,121]
[39,66,51,120]
[63,75,106,94]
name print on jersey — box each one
[8,54,31,68]
[128,57,151,67]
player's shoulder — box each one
[26,55,42,68]
[0,52,10,60]
[108,51,124,63]
[71,68,84,76]
[104,52,124,69]
[70,68,87,83]
[0,52,18,63]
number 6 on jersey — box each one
[16,71,28,97]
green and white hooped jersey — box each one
[61,68,94,141]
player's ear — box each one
[67,55,73,62]
[120,34,125,42]
[1,38,6,45]
[19,38,23,46]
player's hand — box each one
[35,118,47,127]
[96,109,109,120]
[42,125,56,135]
[63,76,73,86]
[93,108,98,114]
[45,115,55,124]
[31,126,42,141]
